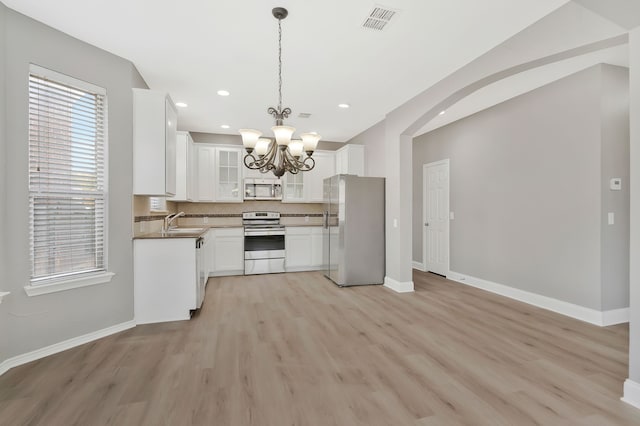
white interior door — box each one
[423,159,449,276]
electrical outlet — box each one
[140,221,147,233]
[203,216,209,224]
[305,215,309,222]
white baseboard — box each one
[622,379,640,410]
[384,276,414,293]
[412,261,425,271]
[447,270,628,327]
[0,320,136,376]
[209,270,245,277]
[284,266,324,273]
[602,308,630,326]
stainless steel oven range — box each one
[243,211,285,275]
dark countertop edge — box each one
[134,224,323,239]
[133,232,205,240]
[135,213,323,222]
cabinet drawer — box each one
[285,226,313,236]
[213,227,243,237]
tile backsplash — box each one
[175,201,324,227]
[133,199,325,236]
[133,195,178,235]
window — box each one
[27,65,112,294]
[149,196,167,213]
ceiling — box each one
[416,44,629,136]
[4,0,572,142]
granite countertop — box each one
[134,224,324,239]
[134,229,208,240]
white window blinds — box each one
[149,196,167,212]
[28,65,108,284]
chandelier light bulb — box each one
[288,140,304,158]
[300,132,321,153]
[239,129,262,150]
[255,138,271,156]
[272,125,295,146]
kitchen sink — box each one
[164,228,205,234]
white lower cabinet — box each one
[210,227,244,276]
[202,229,214,280]
[285,227,324,272]
[310,227,324,267]
[134,238,199,324]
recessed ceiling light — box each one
[439,110,446,115]
[217,90,230,96]
[221,124,230,129]
[338,103,350,109]
[175,102,188,108]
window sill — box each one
[0,292,9,304]
[24,272,115,297]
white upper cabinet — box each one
[306,151,335,203]
[196,144,243,202]
[197,144,216,202]
[335,144,364,176]
[133,89,177,196]
[215,147,243,202]
[282,171,305,203]
[168,131,195,202]
[282,151,335,203]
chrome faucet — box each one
[163,211,185,233]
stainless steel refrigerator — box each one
[323,175,385,286]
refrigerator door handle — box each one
[323,211,328,229]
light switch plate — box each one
[608,212,615,225]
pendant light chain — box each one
[239,7,321,177]
[277,18,283,112]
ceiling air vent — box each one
[362,5,398,31]
[298,112,312,118]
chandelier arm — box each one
[261,141,279,172]
[302,155,315,171]
[282,149,315,172]
[244,153,260,169]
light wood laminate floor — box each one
[1,270,639,425]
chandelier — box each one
[239,7,320,178]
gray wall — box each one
[629,26,640,384]
[600,65,630,310]
[0,1,8,364]
[347,119,386,178]
[2,7,142,360]
[413,65,629,310]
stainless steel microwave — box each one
[244,178,283,200]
